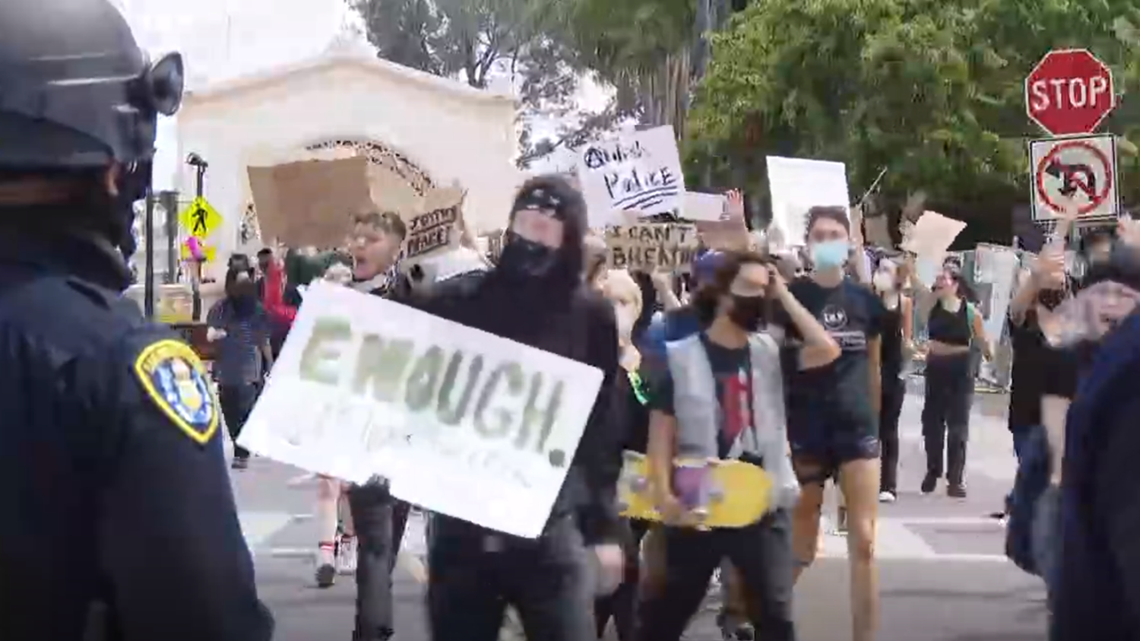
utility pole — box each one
[185,153,209,322]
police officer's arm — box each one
[575,299,625,545]
[98,334,273,641]
[1096,389,1140,626]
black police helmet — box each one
[0,0,184,173]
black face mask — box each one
[728,294,766,332]
[497,229,561,279]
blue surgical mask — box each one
[810,240,849,270]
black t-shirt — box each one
[621,368,652,454]
[777,278,885,438]
[650,334,753,458]
[1008,309,1080,431]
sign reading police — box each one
[237,283,604,538]
[576,126,686,227]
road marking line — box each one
[239,511,294,551]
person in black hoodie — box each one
[414,174,624,641]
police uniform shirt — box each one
[0,233,273,641]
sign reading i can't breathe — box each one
[237,282,604,538]
[605,223,699,272]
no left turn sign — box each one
[1029,134,1118,220]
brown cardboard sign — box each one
[605,223,699,272]
[247,156,372,248]
[398,186,466,262]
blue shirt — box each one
[206,300,271,386]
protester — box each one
[206,263,274,470]
[912,261,993,497]
[872,257,913,503]
[345,210,410,641]
[637,249,839,641]
[777,206,884,641]
[403,175,623,641]
[591,269,653,641]
[1051,218,1140,641]
[632,247,757,639]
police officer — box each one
[0,1,273,640]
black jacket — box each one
[419,271,623,544]
[0,228,272,641]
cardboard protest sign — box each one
[399,186,466,262]
[605,223,699,272]
[247,156,373,249]
[766,156,850,244]
[237,283,603,539]
[694,198,749,251]
[901,210,966,258]
[577,126,685,227]
[683,191,727,222]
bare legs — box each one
[791,457,880,641]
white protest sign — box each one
[237,283,604,538]
[577,126,685,227]
[901,210,966,258]
[682,191,727,222]
[766,156,850,244]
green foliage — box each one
[688,0,1140,240]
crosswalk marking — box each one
[817,516,1010,563]
[239,511,297,552]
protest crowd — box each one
[6,2,1140,641]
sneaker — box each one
[315,544,336,588]
[230,457,249,470]
[879,490,897,503]
[947,483,967,498]
[337,536,358,575]
[835,506,848,533]
[921,474,938,494]
[716,612,755,641]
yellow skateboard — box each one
[617,450,773,528]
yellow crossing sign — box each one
[178,196,223,238]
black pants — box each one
[637,510,795,641]
[922,354,974,485]
[878,374,907,494]
[218,382,259,461]
[428,514,593,641]
[346,482,411,641]
[594,518,652,641]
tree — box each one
[687,0,1140,243]
[353,0,604,167]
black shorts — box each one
[789,429,880,485]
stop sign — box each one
[1025,49,1115,136]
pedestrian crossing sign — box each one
[178,196,223,238]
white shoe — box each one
[337,536,358,575]
[879,491,897,503]
[315,546,336,588]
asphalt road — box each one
[230,392,1048,641]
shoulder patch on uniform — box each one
[133,339,219,445]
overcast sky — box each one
[113,0,605,187]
